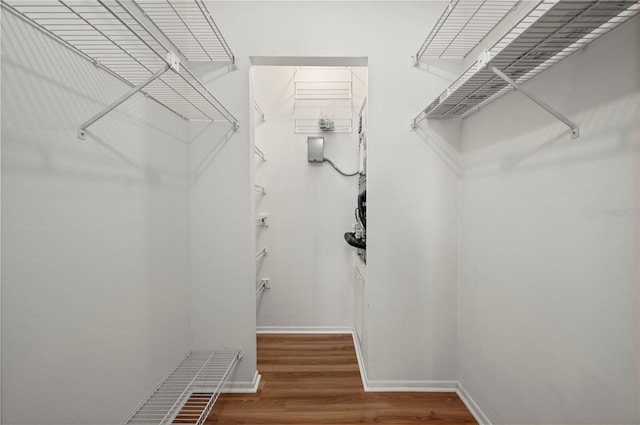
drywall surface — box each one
[0,10,3,424]
[458,21,639,424]
[201,0,461,383]
[252,66,362,329]
[187,64,256,384]
[1,12,190,425]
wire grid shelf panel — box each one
[1,0,237,126]
[133,0,234,63]
[295,118,353,134]
[293,67,354,134]
[416,0,520,60]
[295,81,353,100]
[421,0,640,119]
[124,350,241,425]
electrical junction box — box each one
[307,136,324,162]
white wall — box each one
[458,21,639,424]
[202,0,461,383]
[252,66,363,329]
[1,12,190,425]
[1,8,3,423]
[4,2,634,423]
[187,66,257,384]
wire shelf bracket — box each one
[78,62,171,140]
[254,146,266,161]
[256,214,268,227]
[256,279,271,298]
[254,101,266,121]
[411,0,640,133]
[256,247,268,262]
[1,0,239,141]
[490,65,579,139]
[255,184,267,194]
[123,350,241,425]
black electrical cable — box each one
[323,157,359,177]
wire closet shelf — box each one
[412,0,640,126]
[124,350,241,425]
[132,0,234,63]
[1,0,239,138]
[416,0,520,60]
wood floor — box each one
[205,334,478,425]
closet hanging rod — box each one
[254,146,266,161]
[1,0,239,139]
[256,248,268,262]
[255,184,267,194]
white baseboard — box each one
[256,326,353,334]
[350,329,457,392]
[350,330,369,390]
[456,383,492,425]
[256,329,490,425]
[366,380,458,392]
[224,371,261,393]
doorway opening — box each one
[250,57,368,344]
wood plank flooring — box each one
[205,334,477,425]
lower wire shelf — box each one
[124,350,241,425]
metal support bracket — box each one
[411,111,427,129]
[256,278,271,297]
[256,214,268,227]
[490,66,580,139]
[78,65,171,140]
[254,145,266,161]
[166,51,180,73]
[256,247,268,262]
[254,101,266,122]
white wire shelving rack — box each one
[123,350,241,425]
[415,0,520,61]
[1,0,239,140]
[411,0,640,138]
[294,67,354,134]
[132,0,234,64]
